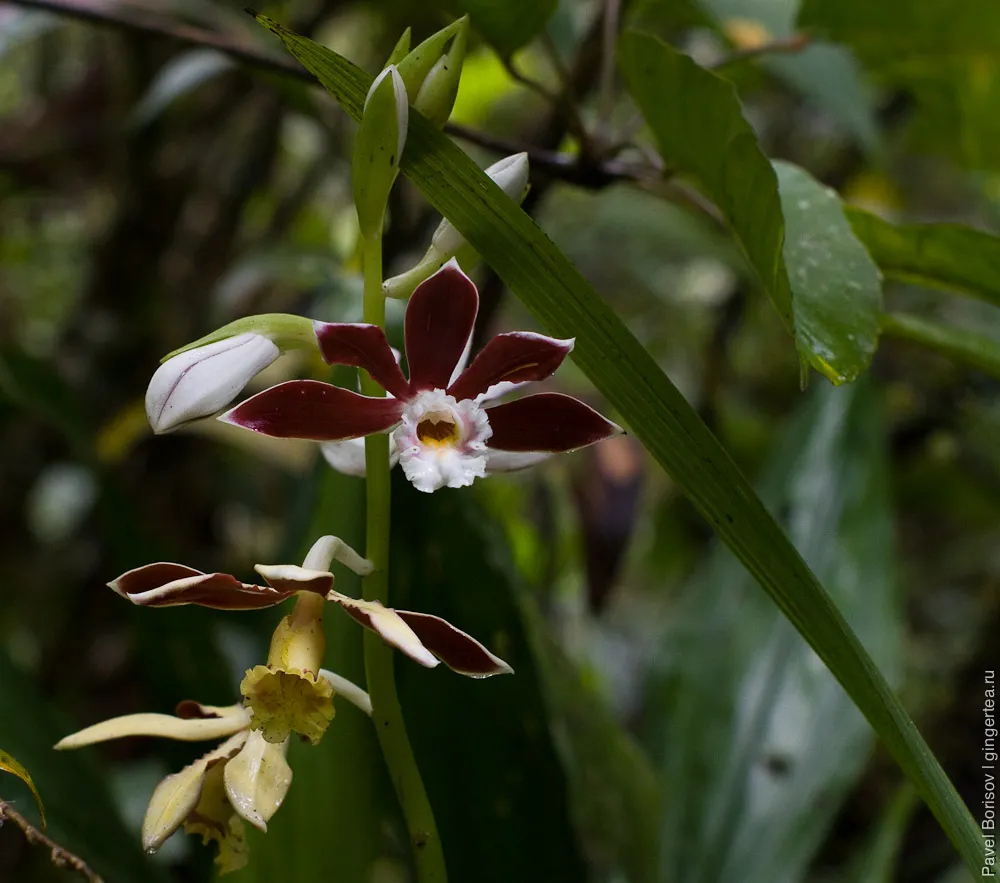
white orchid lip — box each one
[146,332,279,434]
[394,389,492,493]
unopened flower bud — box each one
[383,153,530,299]
[353,65,408,239]
[384,27,412,67]
[146,333,280,434]
[396,17,468,99]
[413,20,467,128]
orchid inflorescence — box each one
[58,18,620,876]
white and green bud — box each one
[413,20,467,128]
[146,314,316,434]
[352,64,408,240]
[383,153,530,300]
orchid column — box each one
[351,63,447,882]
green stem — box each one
[359,231,447,882]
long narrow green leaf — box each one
[251,15,983,874]
[848,209,1000,307]
[881,312,1000,379]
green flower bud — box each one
[385,27,412,67]
[413,20,468,128]
[352,65,408,240]
[396,16,468,98]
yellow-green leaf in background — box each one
[0,748,46,829]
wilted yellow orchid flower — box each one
[55,672,371,873]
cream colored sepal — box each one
[142,730,248,853]
[55,706,250,750]
[223,730,293,832]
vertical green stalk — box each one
[359,231,447,882]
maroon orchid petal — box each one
[404,262,479,391]
[448,332,575,402]
[220,380,402,441]
[111,568,299,610]
[313,322,411,400]
[486,393,622,453]
[394,611,514,677]
[110,562,203,599]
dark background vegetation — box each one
[0,1,997,882]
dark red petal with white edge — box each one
[313,322,411,400]
[220,380,402,441]
[109,562,203,598]
[404,261,479,391]
[109,566,311,610]
[447,332,574,402]
[485,393,622,453]
[394,611,514,677]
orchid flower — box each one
[220,261,622,493]
[54,674,370,874]
[109,540,513,679]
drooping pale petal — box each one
[253,564,334,597]
[109,564,320,610]
[327,593,438,668]
[223,730,293,832]
[394,611,513,677]
[447,332,575,402]
[484,449,553,474]
[319,669,373,716]
[146,333,280,434]
[55,707,251,749]
[404,261,479,391]
[142,730,248,853]
[219,380,403,441]
[486,393,623,452]
[327,592,512,676]
[313,322,411,400]
[320,436,401,477]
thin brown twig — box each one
[8,0,659,189]
[708,32,811,70]
[0,800,103,883]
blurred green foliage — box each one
[1,1,998,882]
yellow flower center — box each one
[416,414,460,447]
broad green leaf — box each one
[455,0,556,56]
[619,31,881,383]
[0,749,45,828]
[650,380,900,883]
[847,210,1000,307]
[393,480,655,882]
[696,0,880,153]
[797,0,1000,168]
[774,160,882,382]
[880,312,1000,380]
[251,17,984,874]
[0,653,168,883]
